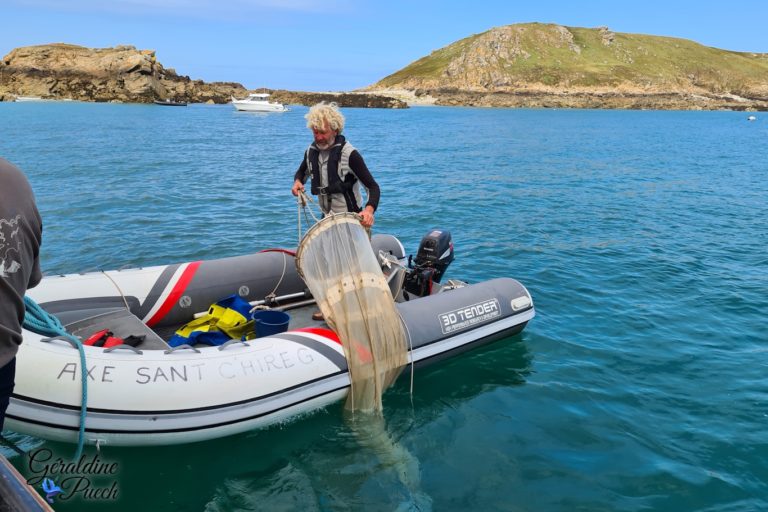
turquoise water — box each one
[1,102,767,511]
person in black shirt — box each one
[291,102,380,228]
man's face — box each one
[312,122,336,150]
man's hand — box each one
[359,206,375,228]
[291,179,305,196]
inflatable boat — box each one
[6,230,534,447]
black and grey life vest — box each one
[304,135,363,214]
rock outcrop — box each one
[367,23,768,111]
[0,44,246,103]
[267,90,407,109]
[0,43,407,108]
[397,88,765,111]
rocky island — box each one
[0,44,406,108]
[365,23,768,111]
[0,44,244,103]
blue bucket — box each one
[252,309,290,338]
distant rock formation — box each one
[0,43,407,108]
[367,23,768,111]
[267,90,407,109]
[0,44,246,103]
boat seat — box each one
[55,307,126,327]
[64,308,170,350]
[42,297,141,318]
[384,264,408,302]
[388,266,407,302]
[379,250,408,302]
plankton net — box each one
[295,213,408,413]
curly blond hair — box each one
[305,102,345,133]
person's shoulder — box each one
[347,146,364,160]
[0,157,17,173]
[0,158,29,186]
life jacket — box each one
[305,135,362,213]
[168,294,254,347]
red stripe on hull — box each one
[292,327,341,344]
[146,261,202,327]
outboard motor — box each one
[404,229,454,298]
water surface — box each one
[1,101,766,511]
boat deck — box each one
[85,301,328,351]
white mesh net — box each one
[296,213,408,413]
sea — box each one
[0,101,766,511]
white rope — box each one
[247,252,290,315]
[399,310,416,403]
[298,193,303,246]
[101,270,131,310]
[297,189,322,244]
[272,251,288,297]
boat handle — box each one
[103,344,143,355]
[218,339,250,351]
[40,335,82,349]
[164,344,201,354]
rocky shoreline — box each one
[268,90,406,109]
[398,89,768,111]
[0,44,243,104]
[3,43,767,111]
[0,44,407,108]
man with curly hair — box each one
[291,102,381,321]
[291,102,380,229]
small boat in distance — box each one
[154,99,188,107]
[232,93,287,113]
[747,115,757,121]
[14,96,45,102]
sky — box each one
[3,0,768,92]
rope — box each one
[247,251,289,316]
[399,311,416,404]
[297,190,322,244]
[22,296,87,461]
[101,270,131,310]
[270,251,288,298]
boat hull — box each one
[7,238,534,446]
[232,101,287,112]
[153,100,187,107]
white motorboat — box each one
[14,96,45,102]
[231,93,287,113]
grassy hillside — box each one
[373,23,768,98]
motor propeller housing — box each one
[404,229,454,297]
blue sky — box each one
[4,0,768,92]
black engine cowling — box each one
[404,229,454,298]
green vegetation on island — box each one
[367,23,768,110]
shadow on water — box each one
[4,335,532,511]
[339,411,432,512]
